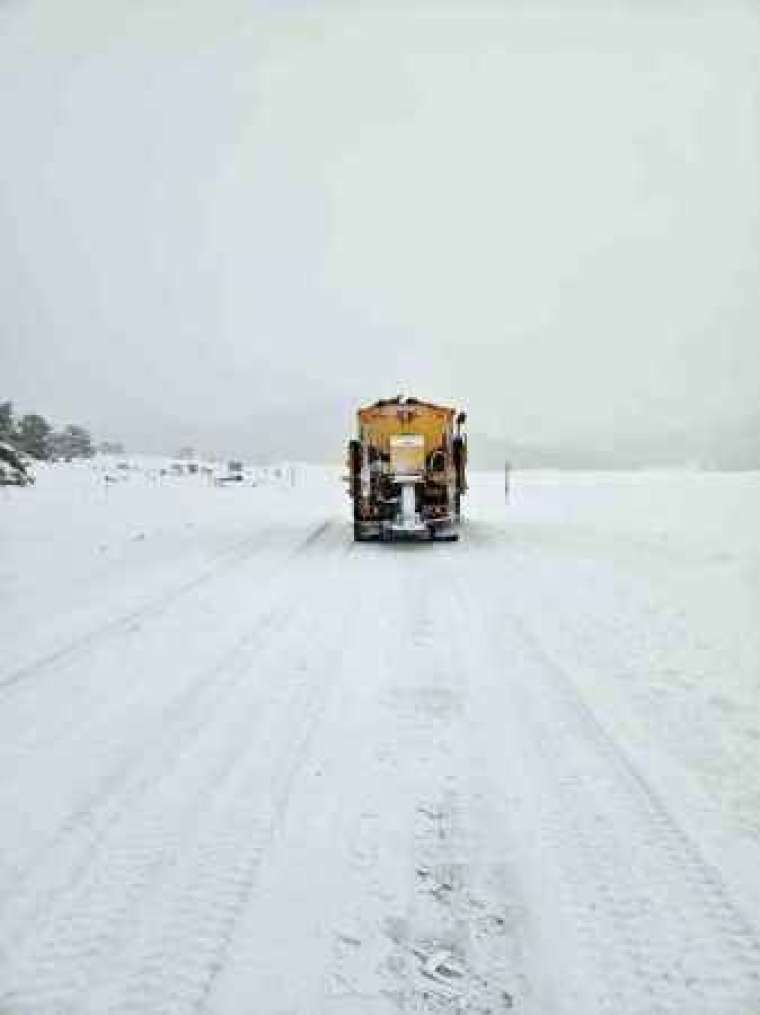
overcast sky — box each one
[1,0,759,456]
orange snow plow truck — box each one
[346,396,467,542]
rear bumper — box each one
[354,515,458,542]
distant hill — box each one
[469,416,760,471]
[122,403,759,471]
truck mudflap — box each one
[429,526,459,542]
[353,520,382,542]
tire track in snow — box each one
[322,548,523,1013]
[0,597,295,948]
[461,575,760,1015]
[113,602,355,1015]
[0,518,336,696]
[0,520,345,931]
[0,519,345,872]
[387,556,526,1014]
[0,521,352,1015]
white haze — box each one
[1,1,759,459]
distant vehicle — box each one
[214,461,245,486]
[346,396,467,542]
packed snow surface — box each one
[1,460,759,1014]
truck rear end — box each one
[347,397,467,542]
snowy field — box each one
[1,460,759,1014]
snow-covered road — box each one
[1,463,759,1014]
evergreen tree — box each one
[50,424,94,459]
[0,401,13,441]
[66,425,94,458]
[16,414,52,459]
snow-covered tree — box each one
[16,413,52,460]
[49,425,94,460]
